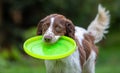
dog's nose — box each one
[44,36,52,42]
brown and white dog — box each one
[37,4,110,73]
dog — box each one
[37,4,110,73]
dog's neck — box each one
[45,49,82,73]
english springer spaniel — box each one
[37,4,110,73]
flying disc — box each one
[23,36,76,60]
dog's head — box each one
[37,14,75,43]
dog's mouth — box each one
[42,35,60,44]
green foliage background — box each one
[0,0,120,73]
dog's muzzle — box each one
[44,35,52,42]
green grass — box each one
[96,47,120,73]
[0,57,46,73]
[96,32,120,73]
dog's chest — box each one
[45,49,81,73]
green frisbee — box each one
[23,36,76,60]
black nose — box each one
[44,36,52,42]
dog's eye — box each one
[55,26,62,33]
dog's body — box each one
[37,4,110,73]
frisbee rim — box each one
[23,36,76,60]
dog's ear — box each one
[37,15,50,35]
[65,19,75,39]
[36,19,44,35]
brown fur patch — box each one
[83,34,98,56]
[75,37,86,68]
[75,33,98,68]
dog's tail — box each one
[87,4,110,43]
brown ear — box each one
[65,19,75,39]
[36,19,44,35]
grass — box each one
[96,32,120,73]
[0,32,120,73]
[96,47,120,73]
[0,57,46,73]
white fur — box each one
[43,17,54,37]
[75,26,87,46]
[84,51,96,73]
[45,26,87,73]
[87,4,110,43]
[43,17,60,43]
[45,49,82,73]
